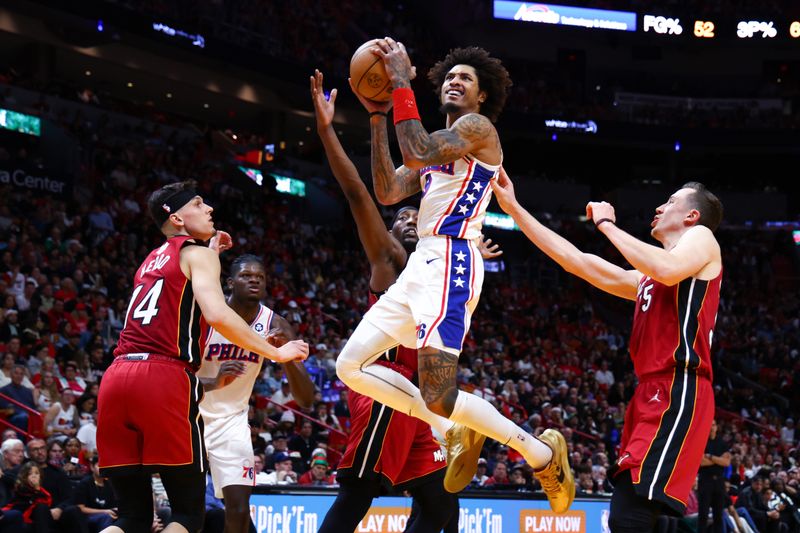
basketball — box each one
[350,39,393,102]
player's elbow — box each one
[375,191,401,206]
[201,307,226,329]
[401,156,425,171]
[651,265,683,287]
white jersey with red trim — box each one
[417,154,500,240]
[197,304,273,418]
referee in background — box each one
[697,419,731,533]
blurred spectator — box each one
[288,420,319,465]
[57,362,87,395]
[268,378,294,417]
[1,462,52,531]
[312,402,342,441]
[0,365,37,435]
[738,476,776,533]
[470,457,489,487]
[43,388,78,442]
[34,370,59,413]
[781,419,796,446]
[698,419,730,533]
[297,457,334,486]
[0,439,24,472]
[260,452,297,485]
[75,455,117,533]
[483,461,510,488]
[62,437,89,482]
[253,454,270,485]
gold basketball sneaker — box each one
[443,423,487,493]
[533,429,575,514]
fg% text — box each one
[643,15,682,35]
[737,20,777,38]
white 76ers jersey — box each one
[197,304,273,419]
[417,154,500,240]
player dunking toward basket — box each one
[336,41,574,512]
[491,171,724,530]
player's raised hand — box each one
[490,167,519,214]
[274,339,309,363]
[311,69,337,129]
[586,201,616,226]
[477,235,503,259]
[348,77,393,115]
[209,230,233,254]
[372,37,416,87]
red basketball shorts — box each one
[613,371,714,515]
[97,356,206,475]
[336,388,446,489]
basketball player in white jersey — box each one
[197,254,315,533]
[337,43,574,512]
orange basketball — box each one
[350,39,393,102]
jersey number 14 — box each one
[125,279,165,326]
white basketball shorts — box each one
[363,235,484,356]
[203,409,255,497]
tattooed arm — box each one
[396,113,494,171]
[370,113,421,205]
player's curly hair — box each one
[427,47,512,123]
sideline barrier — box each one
[250,488,611,533]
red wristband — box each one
[392,87,421,125]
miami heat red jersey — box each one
[114,236,205,369]
[335,291,445,488]
[629,270,722,380]
[368,291,418,371]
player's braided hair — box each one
[427,47,512,123]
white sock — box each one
[335,321,454,437]
[450,391,552,469]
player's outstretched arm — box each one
[182,246,309,364]
[312,70,406,270]
[267,314,315,409]
[492,169,640,300]
[588,202,720,286]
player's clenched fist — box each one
[275,339,309,363]
[585,201,616,225]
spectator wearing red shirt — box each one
[298,458,334,486]
[57,362,86,395]
[483,461,511,487]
